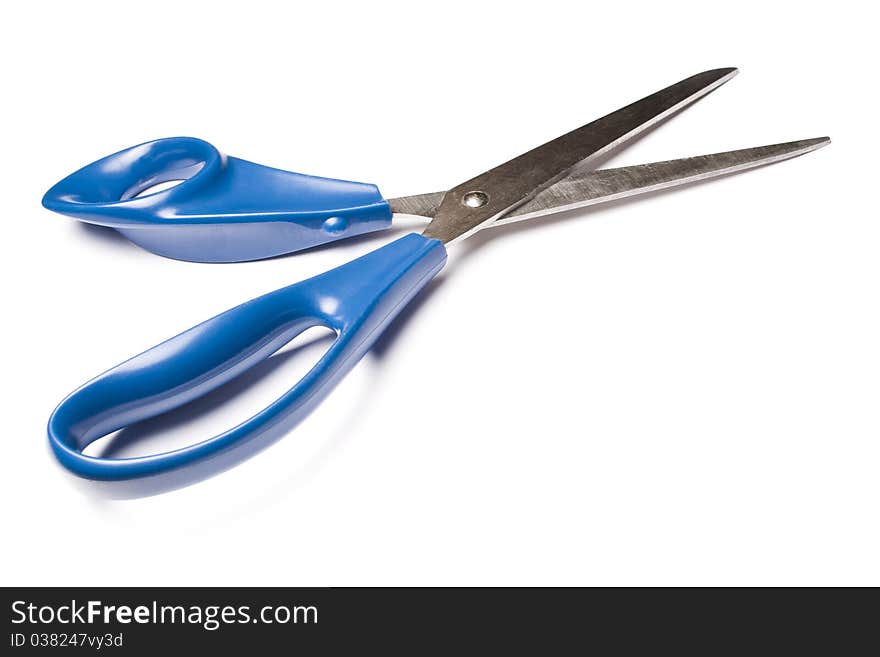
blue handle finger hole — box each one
[130,179,185,199]
[80,326,337,461]
[122,161,206,200]
[44,137,221,207]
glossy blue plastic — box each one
[48,234,447,480]
[42,137,393,262]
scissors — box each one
[45,68,829,480]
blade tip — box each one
[702,67,739,85]
[803,136,832,150]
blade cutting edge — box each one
[389,137,830,227]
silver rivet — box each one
[462,191,489,208]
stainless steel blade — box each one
[421,68,738,244]
[389,137,830,227]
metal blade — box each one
[389,138,830,227]
[421,68,738,244]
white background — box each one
[1,0,876,586]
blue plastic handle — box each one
[48,234,446,480]
[42,137,393,262]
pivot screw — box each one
[462,191,489,208]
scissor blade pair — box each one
[422,68,738,244]
[390,137,830,225]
